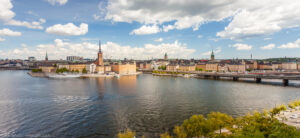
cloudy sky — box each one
[0,0,300,60]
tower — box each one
[45,51,48,61]
[164,53,168,60]
[211,50,215,62]
[97,40,104,66]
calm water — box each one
[1,70,300,137]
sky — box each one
[0,0,300,60]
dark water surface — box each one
[1,70,300,137]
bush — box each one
[118,129,136,138]
[82,68,87,74]
[56,67,69,74]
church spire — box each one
[45,50,48,61]
[99,40,102,53]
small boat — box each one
[114,74,120,78]
[48,73,80,78]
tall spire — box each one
[99,40,102,53]
[45,50,48,61]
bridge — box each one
[139,69,300,86]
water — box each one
[0,70,300,137]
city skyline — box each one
[1,0,300,60]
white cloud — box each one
[47,0,68,6]
[0,39,195,60]
[0,0,46,29]
[232,43,252,50]
[0,38,5,42]
[154,37,163,42]
[46,23,88,36]
[197,35,203,38]
[105,0,300,39]
[260,44,275,50]
[0,28,21,36]
[130,24,160,35]
[93,14,100,20]
[264,37,272,40]
[217,1,300,40]
[202,47,221,56]
[278,38,300,49]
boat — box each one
[48,73,80,78]
[114,74,120,78]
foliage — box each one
[118,101,300,137]
[56,67,69,73]
[53,64,57,67]
[288,100,300,109]
[269,104,286,118]
[118,129,136,138]
[195,67,203,71]
[160,132,172,138]
[82,68,87,74]
[31,68,42,73]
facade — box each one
[227,64,246,72]
[272,63,282,71]
[282,62,297,70]
[86,63,96,73]
[39,66,55,73]
[69,64,86,72]
[196,64,206,71]
[111,62,136,75]
[178,65,195,71]
[166,64,179,71]
[58,64,70,70]
[206,63,218,72]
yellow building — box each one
[39,66,56,73]
[112,62,136,75]
[206,63,218,72]
[227,64,246,72]
[272,63,282,71]
[196,64,206,71]
[166,64,178,71]
[178,65,195,71]
[282,62,297,70]
[69,64,86,72]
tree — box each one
[207,112,234,135]
[118,129,136,138]
[82,68,87,74]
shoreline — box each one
[28,71,143,78]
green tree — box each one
[207,112,233,135]
[82,68,87,74]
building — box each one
[39,66,55,73]
[211,50,215,62]
[111,62,136,75]
[166,64,179,71]
[86,63,96,73]
[196,63,206,71]
[282,62,297,70]
[272,63,282,71]
[69,64,86,72]
[206,63,218,72]
[227,64,246,72]
[28,57,36,62]
[45,51,48,61]
[97,40,104,66]
[178,65,195,71]
[66,56,83,61]
[164,53,168,60]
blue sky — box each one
[0,0,300,60]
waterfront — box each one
[1,71,300,137]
